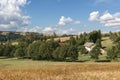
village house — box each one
[84,42,95,52]
[84,42,106,54]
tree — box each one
[89,30,101,43]
[52,45,69,61]
[89,45,100,59]
[107,47,116,59]
[67,45,78,60]
[15,42,29,58]
[39,42,52,60]
[107,43,120,59]
[47,39,60,51]
[78,46,87,54]
[14,47,25,57]
[3,43,14,57]
[27,41,42,59]
[69,36,76,45]
[0,44,4,56]
[96,39,102,48]
[52,47,61,60]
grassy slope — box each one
[0,59,120,80]
[78,37,114,60]
[101,37,114,50]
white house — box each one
[84,42,95,52]
[84,42,106,54]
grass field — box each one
[102,37,114,50]
[0,59,120,80]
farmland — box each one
[0,59,120,80]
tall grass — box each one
[0,62,120,80]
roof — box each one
[84,42,94,48]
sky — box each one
[0,0,120,34]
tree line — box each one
[0,30,111,61]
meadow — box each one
[0,59,120,80]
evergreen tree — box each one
[69,36,76,45]
[67,45,78,60]
[96,39,102,48]
[27,41,42,59]
[3,43,14,57]
[78,46,87,54]
[14,47,25,57]
[0,44,4,56]
[52,45,68,61]
[107,43,120,59]
[89,45,100,59]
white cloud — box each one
[42,16,81,34]
[18,16,81,34]
[57,16,81,27]
[0,0,30,30]
[100,12,113,21]
[58,16,73,26]
[89,11,120,27]
[43,27,53,32]
[88,11,99,21]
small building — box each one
[84,42,95,52]
[84,42,106,54]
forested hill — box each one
[0,31,25,42]
[0,31,46,42]
[0,30,120,61]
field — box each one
[0,36,118,80]
[101,37,114,50]
[0,59,120,80]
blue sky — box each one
[0,0,120,34]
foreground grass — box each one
[0,59,120,80]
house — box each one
[84,42,95,52]
[84,42,106,54]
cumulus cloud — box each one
[88,11,99,21]
[58,16,81,26]
[42,16,81,34]
[0,0,30,30]
[89,11,120,27]
[100,12,113,21]
[19,16,81,34]
[58,16,73,26]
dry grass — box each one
[0,59,120,80]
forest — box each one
[0,30,120,62]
